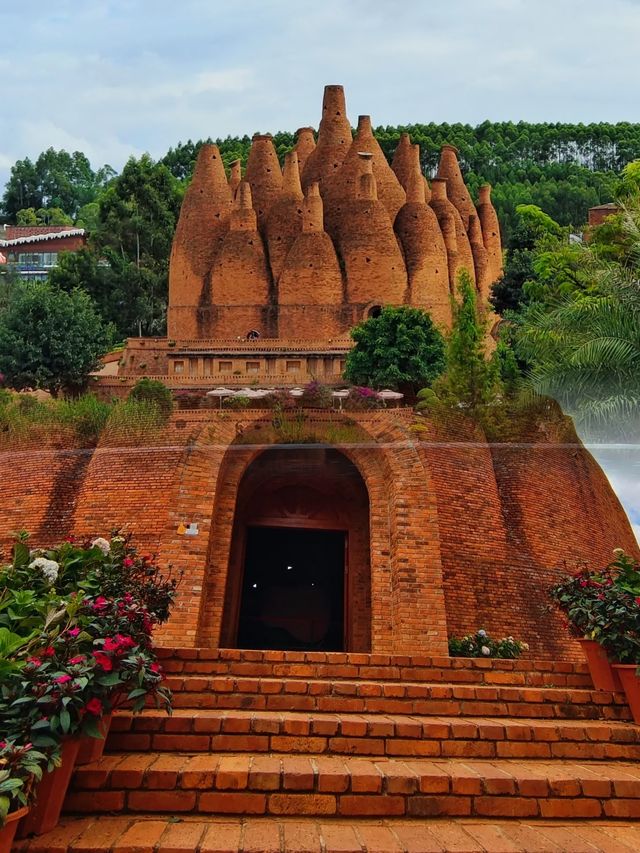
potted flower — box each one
[448,629,528,659]
[0,741,47,853]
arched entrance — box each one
[220,446,371,652]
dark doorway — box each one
[237,526,345,651]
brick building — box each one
[0,224,86,279]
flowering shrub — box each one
[300,381,333,409]
[0,741,47,823]
[448,629,529,659]
[345,386,382,411]
[0,532,178,822]
[549,549,640,663]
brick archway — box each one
[156,411,449,655]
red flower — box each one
[635,597,640,606]
[123,557,134,568]
[150,662,161,674]
[27,657,42,667]
[42,646,55,658]
[93,652,113,672]
[69,655,85,665]
[92,596,109,611]
[55,675,72,684]
[103,637,120,652]
[85,698,103,716]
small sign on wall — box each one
[177,522,199,536]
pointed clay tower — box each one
[430,178,476,294]
[477,184,503,285]
[244,134,283,231]
[168,143,232,339]
[265,151,304,283]
[278,182,344,337]
[300,85,352,191]
[337,153,408,307]
[468,213,491,301]
[437,144,476,231]
[323,115,406,236]
[394,156,452,328]
[391,134,431,201]
[228,159,242,198]
[293,127,316,174]
[209,181,271,336]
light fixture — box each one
[252,583,258,589]
[287,565,293,571]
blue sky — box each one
[0,0,638,542]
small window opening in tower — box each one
[246,330,261,340]
[368,305,383,319]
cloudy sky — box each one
[0,0,638,542]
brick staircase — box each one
[14,649,640,852]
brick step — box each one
[66,754,640,820]
[165,676,630,721]
[15,814,640,852]
[108,709,640,761]
[158,647,594,689]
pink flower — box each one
[68,627,80,638]
[42,646,55,658]
[85,698,103,716]
[150,662,161,674]
[123,557,134,568]
[92,596,109,611]
[69,655,85,665]
[55,675,72,684]
[115,634,135,649]
[27,657,42,667]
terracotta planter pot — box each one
[16,737,81,838]
[0,806,28,853]
[613,664,640,725]
[577,638,623,692]
[76,714,113,766]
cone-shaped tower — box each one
[278,182,344,337]
[337,153,408,306]
[394,157,452,328]
[436,145,476,231]
[391,134,431,202]
[430,178,476,294]
[293,127,316,174]
[323,115,406,236]
[228,159,242,197]
[208,181,272,336]
[265,151,304,283]
[469,213,491,302]
[300,85,352,191]
[168,143,232,339]
[477,184,503,285]
[244,134,283,231]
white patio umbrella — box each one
[206,387,235,409]
[289,387,305,398]
[331,388,350,411]
[378,389,404,407]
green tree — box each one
[15,207,73,226]
[344,306,446,393]
[0,282,114,396]
[433,272,502,412]
[128,378,173,421]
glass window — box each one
[174,361,185,374]
[246,361,260,373]
[286,360,301,372]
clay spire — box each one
[391,134,430,200]
[209,180,271,335]
[394,155,451,327]
[414,144,431,201]
[477,184,503,285]
[336,152,408,306]
[244,133,283,231]
[167,143,232,339]
[300,85,352,191]
[264,151,304,282]
[430,178,476,294]
[293,127,316,174]
[323,115,406,232]
[436,145,476,231]
[278,181,344,337]
[228,159,242,197]
[468,213,491,302]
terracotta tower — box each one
[293,127,316,174]
[300,85,352,191]
[278,182,344,338]
[392,133,430,201]
[208,181,272,336]
[430,178,476,293]
[436,144,477,231]
[394,154,451,328]
[265,151,304,283]
[244,134,283,231]
[168,144,232,339]
[477,184,503,285]
[468,213,492,303]
[337,153,408,306]
[228,159,242,198]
